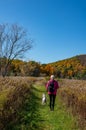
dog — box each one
[42,93,46,105]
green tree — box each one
[22,61,40,76]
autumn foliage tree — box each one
[25,61,40,76]
[40,64,55,76]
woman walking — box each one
[46,75,59,111]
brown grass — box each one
[0,76,37,129]
[58,79,86,129]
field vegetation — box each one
[0,76,86,130]
[0,76,37,129]
[58,79,86,129]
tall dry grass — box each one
[0,76,37,129]
[58,79,86,129]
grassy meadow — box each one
[0,76,86,130]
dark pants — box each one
[49,94,56,111]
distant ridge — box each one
[76,54,86,66]
[49,54,86,66]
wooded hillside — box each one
[0,54,86,79]
[41,54,86,79]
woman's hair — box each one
[50,75,54,80]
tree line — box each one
[0,57,86,79]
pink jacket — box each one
[46,79,59,95]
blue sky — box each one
[0,0,86,63]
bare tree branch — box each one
[0,23,33,76]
